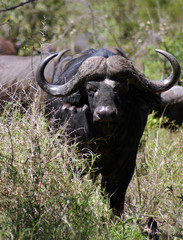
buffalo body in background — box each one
[36,48,180,215]
[0,52,59,111]
[154,85,183,126]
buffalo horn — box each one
[134,49,181,93]
[36,51,86,97]
[36,49,181,97]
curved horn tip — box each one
[50,52,58,58]
[45,53,59,62]
[154,49,176,59]
[65,48,71,52]
[54,48,71,65]
[155,48,162,52]
[155,49,167,55]
[57,48,71,55]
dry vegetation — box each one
[0,102,182,240]
[126,114,183,239]
[0,103,112,239]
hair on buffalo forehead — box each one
[77,55,134,81]
[57,48,128,80]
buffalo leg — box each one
[102,159,136,216]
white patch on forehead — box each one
[104,79,116,88]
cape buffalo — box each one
[155,85,183,126]
[36,48,180,215]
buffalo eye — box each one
[114,83,123,93]
[114,81,129,94]
[87,84,98,97]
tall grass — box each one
[0,104,182,239]
[0,104,110,240]
[126,113,183,239]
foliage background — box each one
[1,0,183,78]
[0,0,183,239]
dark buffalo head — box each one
[36,48,180,215]
[37,48,180,135]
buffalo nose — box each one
[94,106,117,122]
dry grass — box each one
[125,114,183,239]
[0,104,112,239]
[0,104,182,239]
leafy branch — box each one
[0,0,36,12]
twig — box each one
[0,0,36,13]
[135,166,142,206]
[87,2,101,46]
[6,124,14,166]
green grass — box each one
[0,104,182,239]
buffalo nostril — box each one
[96,112,101,119]
[94,106,117,122]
